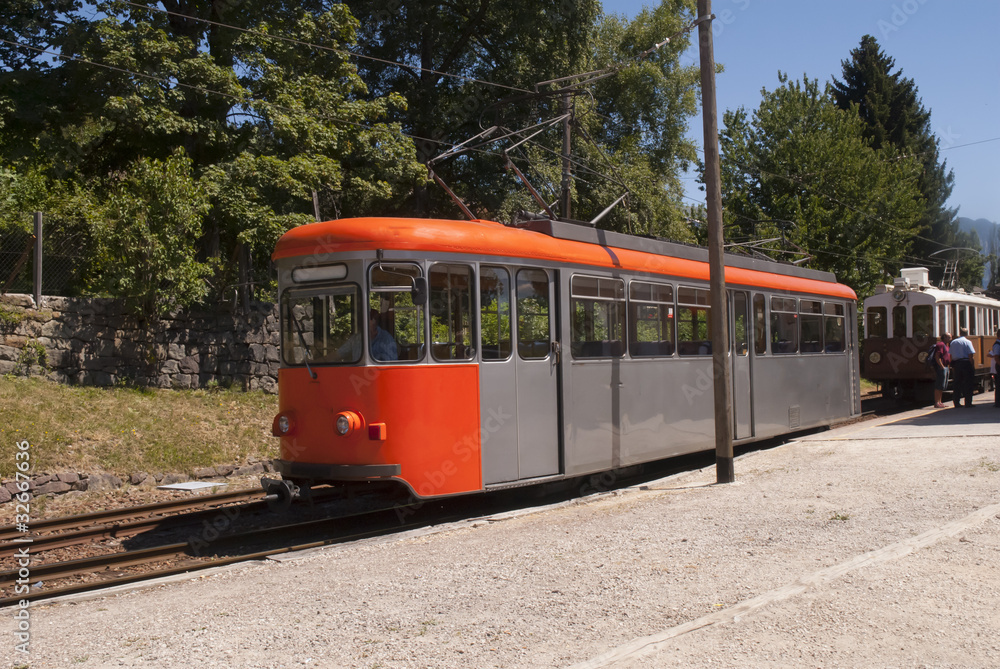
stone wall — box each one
[0,294,281,392]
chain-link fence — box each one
[0,226,33,295]
[2,212,277,310]
[0,215,92,298]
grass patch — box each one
[977,458,1000,473]
[0,376,277,478]
[859,378,879,395]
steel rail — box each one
[0,488,264,542]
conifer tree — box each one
[832,35,982,288]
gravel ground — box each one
[6,398,1000,669]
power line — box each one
[116,0,533,94]
[0,37,458,152]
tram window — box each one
[799,300,823,353]
[770,297,797,354]
[369,263,425,362]
[753,294,767,355]
[281,285,361,366]
[937,305,948,335]
[958,305,968,331]
[913,305,933,338]
[429,264,475,361]
[480,267,512,360]
[571,275,625,358]
[677,287,711,356]
[891,306,907,337]
[824,303,845,353]
[628,281,674,357]
[867,307,887,338]
[733,292,749,356]
[516,269,550,360]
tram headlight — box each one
[335,415,350,435]
[335,411,363,436]
[868,352,881,364]
[271,412,295,437]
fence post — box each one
[33,211,43,307]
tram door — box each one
[730,290,753,439]
[479,266,560,484]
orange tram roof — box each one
[273,217,857,301]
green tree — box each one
[0,1,424,302]
[90,152,212,320]
[832,35,981,288]
[719,74,925,296]
[343,0,702,239]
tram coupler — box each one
[261,477,299,512]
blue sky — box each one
[610,0,1000,224]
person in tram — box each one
[367,308,398,361]
[948,328,976,408]
[338,309,397,362]
[931,332,952,409]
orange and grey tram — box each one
[862,267,1000,402]
[264,217,860,504]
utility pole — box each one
[697,0,734,484]
[560,91,573,220]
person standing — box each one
[987,329,1000,408]
[931,332,952,409]
[949,327,976,408]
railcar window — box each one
[824,303,845,352]
[628,281,674,357]
[369,263,425,362]
[430,264,475,361]
[677,287,711,356]
[571,275,625,358]
[892,306,907,338]
[281,285,361,366]
[770,297,797,354]
[867,307,887,338]
[516,269,551,360]
[480,267,512,360]
[753,294,767,355]
[913,305,933,338]
[937,305,948,335]
[799,300,823,353]
[958,305,968,332]
[733,292,749,356]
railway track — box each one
[0,487,265,543]
[0,500,432,608]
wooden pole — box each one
[697,0,734,483]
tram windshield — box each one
[281,285,362,365]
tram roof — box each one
[865,286,1000,308]
[274,217,857,300]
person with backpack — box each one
[987,329,1000,408]
[931,332,952,409]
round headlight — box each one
[869,352,881,364]
[336,415,351,435]
[917,351,928,363]
[278,415,291,434]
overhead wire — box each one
[115,0,533,94]
[0,37,477,153]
